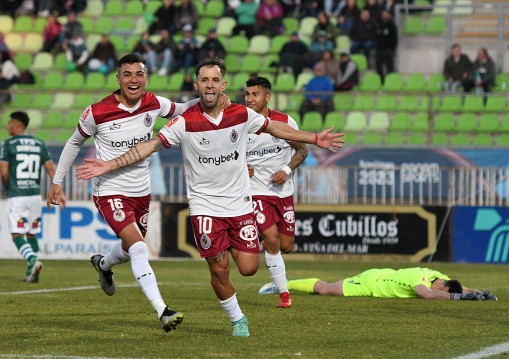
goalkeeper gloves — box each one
[481,291,498,300]
[450,292,485,301]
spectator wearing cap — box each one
[174,24,200,72]
[300,62,334,118]
[88,33,117,75]
[233,0,259,39]
[312,11,340,48]
[174,0,199,33]
[335,50,359,91]
[60,11,83,51]
[305,30,335,69]
[198,28,226,62]
[255,0,284,37]
[278,31,308,77]
[374,9,398,84]
[349,9,376,66]
[65,31,88,73]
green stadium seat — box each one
[228,35,249,55]
[51,93,76,110]
[299,17,318,37]
[217,17,236,37]
[382,73,404,91]
[52,52,68,71]
[149,75,169,91]
[8,93,32,108]
[224,54,241,73]
[56,130,74,143]
[269,35,289,54]
[106,72,118,88]
[433,113,455,132]
[403,16,425,35]
[109,34,125,52]
[324,112,345,129]
[300,111,324,132]
[385,133,405,145]
[413,112,430,132]
[437,94,462,112]
[389,113,411,131]
[368,112,390,131]
[84,0,104,16]
[115,18,134,34]
[192,0,205,15]
[64,110,83,128]
[286,112,301,126]
[407,133,427,146]
[273,72,295,92]
[500,115,509,132]
[397,94,419,112]
[14,53,33,71]
[453,0,473,15]
[270,93,287,111]
[343,132,358,145]
[31,93,53,109]
[359,72,381,91]
[79,17,94,33]
[41,111,64,128]
[247,35,271,55]
[31,52,53,71]
[425,16,446,35]
[83,72,106,91]
[404,73,426,92]
[167,72,185,91]
[344,112,367,132]
[23,33,44,53]
[204,0,224,17]
[13,15,32,32]
[450,133,471,146]
[493,74,509,92]
[26,110,43,128]
[375,94,397,111]
[432,0,451,15]
[95,18,114,34]
[195,17,216,36]
[294,72,313,91]
[286,93,305,112]
[350,54,367,72]
[432,133,449,146]
[261,54,279,73]
[0,15,14,32]
[335,36,351,55]
[473,134,493,147]
[242,54,262,73]
[462,95,484,113]
[104,0,123,16]
[456,113,477,132]
[477,114,499,132]
[425,73,444,92]
[495,134,509,146]
[351,94,375,111]
[62,72,86,90]
[32,129,53,142]
[362,133,383,145]
[333,93,353,112]
[4,33,23,52]
[74,93,96,109]
[230,72,250,91]
[484,96,506,112]
[282,17,299,35]
[125,0,143,15]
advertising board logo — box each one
[474,209,509,263]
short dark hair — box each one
[245,76,272,91]
[444,279,463,294]
[10,111,30,128]
[117,54,147,71]
[195,57,226,78]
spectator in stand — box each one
[374,10,398,84]
[174,24,199,72]
[334,50,359,91]
[198,28,226,62]
[464,47,496,95]
[316,49,340,83]
[443,43,472,93]
[173,0,199,33]
[60,11,83,51]
[364,0,382,21]
[148,0,177,35]
[337,0,360,34]
[255,0,284,37]
[36,0,57,17]
[279,0,300,15]
[0,33,11,58]
[175,71,196,102]
[313,11,340,48]
[87,33,117,75]
[66,31,88,73]
[349,10,376,66]
[153,29,176,76]
[54,0,87,15]
[0,68,12,105]
[133,32,158,74]
[42,12,62,54]
[324,0,345,18]
[381,0,398,16]
[300,62,334,118]
[232,0,259,39]
[304,30,335,69]
[0,51,20,86]
[278,31,309,77]
[299,0,321,18]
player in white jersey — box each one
[46,54,204,333]
[73,57,344,337]
[245,76,309,309]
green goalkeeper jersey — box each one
[0,134,51,198]
[372,268,450,298]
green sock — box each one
[287,278,320,294]
[13,235,36,261]
[27,236,39,253]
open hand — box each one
[315,126,345,153]
[75,158,110,180]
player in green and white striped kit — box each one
[0,111,65,282]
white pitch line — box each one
[0,355,138,359]
[0,284,138,295]
[452,342,509,359]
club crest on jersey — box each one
[256,212,266,224]
[32,217,41,229]
[17,218,27,228]
[283,210,295,224]
[113,209,126,222]
[143,113,152,127]
[239,224,258,242]
[271,136,280,143]
[200,234,211,250]
[230,129,238,143]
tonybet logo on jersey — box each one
[111,133,151,148]
[247,146,283,158]
[199,151,239,165]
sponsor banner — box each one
[0,200,161,259]
[161,203,441,261]
[453,207,509,264]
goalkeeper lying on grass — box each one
[259,267,497,301]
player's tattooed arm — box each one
[288,142,309,171]
[113,138,164,169]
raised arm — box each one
[265,120,344,153]
[75,137,164,180]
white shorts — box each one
[7,195,43,235]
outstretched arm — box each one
[265,120,344,153]
[75,138,165,180]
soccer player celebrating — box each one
[259,267,498,301]
[46,53,206,333]
[73,57,344,336]
[1,111,65,282]
[244,77,308,309]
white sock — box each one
[100,242,130,271]
[219,293,244,323]
[129,241,167,317]
[265,251,288,293]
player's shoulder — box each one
[268,109,289,123]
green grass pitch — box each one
[0,258,507,358]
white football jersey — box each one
[247,110,299,198]
[78,91,178,197]
[157,103,268,217]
